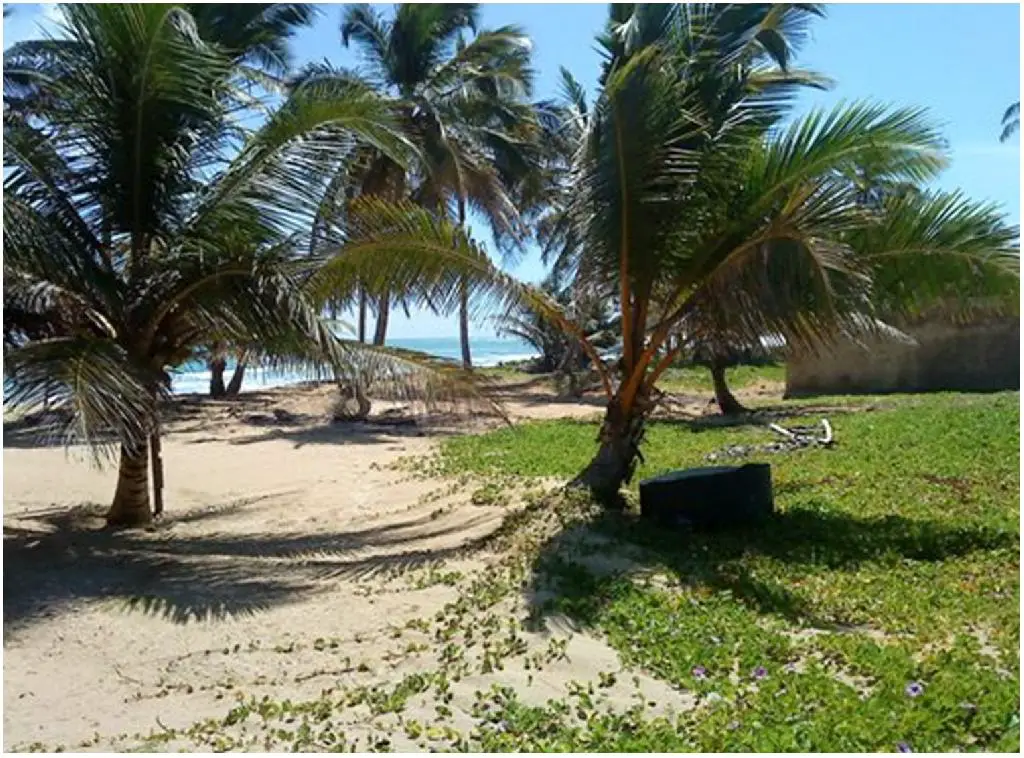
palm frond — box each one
[188,74,408,242]
[4,337,159,462]
[752,102,948,203]
[340,3,392,86]
[1000,100,1020,142]
[852,190,1020,322]
[309,198,596,357]
[189,3,317,75]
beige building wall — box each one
[785,320,1020,396]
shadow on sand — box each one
[3,499,497,632]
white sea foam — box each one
[167,338,539,395]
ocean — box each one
[168,336,538,395]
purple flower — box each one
[896,742,912,753]
[692,665,708,680]
[752,665,768,680]
[904,681,924,698]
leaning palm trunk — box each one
[225,352,249,397]
[150,428,164,518]
[333,379,372,421]
[710,358,746,415]
[107,443,152,527]
[572,393,651,506]
[455,199,473,369]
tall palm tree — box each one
[1000,101,1019,142]
[535,4,1019,502]
[337,3,540,365]
[1,3,448,527]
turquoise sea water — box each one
[167,336,538,395]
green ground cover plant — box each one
[433,391,1020,751]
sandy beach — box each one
[4,378,730,751]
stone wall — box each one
[785,320,1020,396]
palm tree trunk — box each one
[357,288,368,343]
[209,357,226,398]
[106,444,152,527]
[455,198,472,369]
[150,429,164,518]
[572,398,647,508]
[225,353,249,397]
[458,278,472,369]
[710,358,746,415]
[373,293,389,346]
[333,380,372,421]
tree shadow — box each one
[487,379,609,410]
[3,501,497,632]
[2,413,121,450]
[223,414,475,448]
[653,402,874,434]
[524,503,1018,630]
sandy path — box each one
[3,384,695,751]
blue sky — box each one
[4,3,1020,339]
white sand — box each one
[3,381,739,751]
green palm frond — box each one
[188,73,409,242]
[1000,101,1020,142]
[4,7,239,269]
[309,197,588,345]
[4,337,159,461]
[431,25,535,100]
[852,190,1020,322]
[188,3,317,76]
[340,3,392,87]
[752,102,948,201]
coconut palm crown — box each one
[528,4,1019,501]
[1,3,456,526]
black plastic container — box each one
[639,463,773,529]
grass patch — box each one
[478,364,542,382]
[435,391,1020,751]
[656,363,786,393]
[475,362,785,396]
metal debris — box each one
[705,418,835,462]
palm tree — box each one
[337,3,540,365]
[2,3,427,527]
[1000,101,1019,142]
[680,145,930,416]
[535,4,1019,503]
[180,4,319,397]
